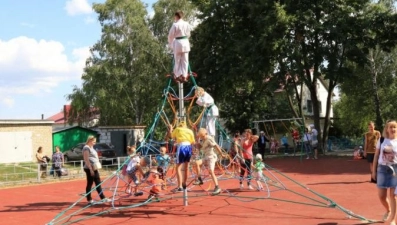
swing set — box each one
[252,118,305,156]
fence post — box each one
[117,157,120,169]
[37,163,41,182]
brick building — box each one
[0,120,54,163]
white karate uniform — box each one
[168,19,193,79]
[196,92,219,136]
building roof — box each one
[46,105,71,124]
[0,120,54,125]
[52,125,98,134]
[47,111,66,124]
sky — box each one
[0,0,156,120]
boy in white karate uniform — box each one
[168,10,193,83]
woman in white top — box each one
[82,135,109,204]
[373,120,397,224]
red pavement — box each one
[0,157,385,225]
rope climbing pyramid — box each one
[46,65,378,225]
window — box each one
[307,100,312,113]
[318,101,322,113]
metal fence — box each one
[0,157,131,188]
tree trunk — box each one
[369,51,383,129]
[286,90,300,118]
[322,81,336,154]
[291,77,305,125]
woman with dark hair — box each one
[168,10,193,83]
[52,146,64,178]
[36,146,48,178]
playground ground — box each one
[0,156,386,225]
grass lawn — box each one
[0,164,37,182]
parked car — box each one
[63,143,117,164]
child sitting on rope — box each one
[195,87,219,137]
[125,147,150,196]
[252,154,266,191]
[127,155,150,184]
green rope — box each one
[188,63,197,86]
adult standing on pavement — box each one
[257,131,269,159]
[82,135,109,204]
[365,121,381,183]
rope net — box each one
[46,70,376,225]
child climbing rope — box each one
[195,87,219,137]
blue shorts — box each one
[176,144,192,164]
[377,165,397,188]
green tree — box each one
[334,47,397,136]
[190,0,292,132]
[68,0,165,126]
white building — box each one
[300,75,335,131]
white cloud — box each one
[0,36,90,98]
[64,0,92,16]
[1,97,14,108]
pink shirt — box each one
[242,140,254,159]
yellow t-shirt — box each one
[171,127,195,144]
[365,130,381,154]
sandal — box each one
[383,212,390,221]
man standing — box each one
[193,128,226,195]
[364,121,381,183]
[168,121,195,192]
[257,131,269,159]
[168,10,193,83]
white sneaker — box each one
[248,185,254,190]
[101,198,112,203]
[306,157,310,159]
[240,184,244,189]
[87,200,95,205]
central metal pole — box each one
[178,82,185,120]
[178,82,188,206]
[178,83,185,121]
